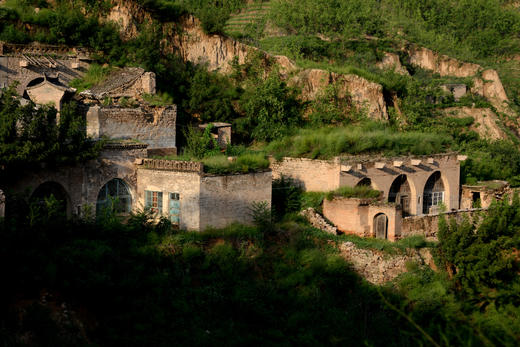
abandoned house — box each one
[272,153,470,240]
[1,42,270,230]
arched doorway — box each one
[96,179,132,215]
[356,177,372,188]
[423,171,445,214]
[31,181,71,216]
[388,175,411,216]
[373,213,388,239]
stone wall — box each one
[270,157,341,192]
[460,182,510,209]
[337,242,435,285]
[323,198,402,241]
[136,168,202,230]
[86,105,177,149]
[300,207,337,234]
[5,144,146,216]
[200,171,272,229]
[401,209,483,239]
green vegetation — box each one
[265,123,453,159]
[0,86,100,173]
[69,64,111,92]
[4,189,520,345]
[325,185,381,201]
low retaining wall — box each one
[401,209,484,239]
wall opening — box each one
[96,179,132,216]
[373,213,388,239]
[356,177,372,188]
[472,192,481,208]
[388,174,411,216]
[31,181,71,216]
[423,171,445,214]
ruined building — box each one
[1,42,271,230]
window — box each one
[145,190,163,214]
[97,179,132,215]
[169,193,180,225]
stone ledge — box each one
[139,158,203,173]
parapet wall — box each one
[87,105,177,149]
[270,157,341,192]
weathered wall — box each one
[323,198,402,241]
[401,209,483,239]
[6,144,146,216]
[340,153,461,214]
[460,182,510,209]
[26,82,66,111]
[87,105,177,149]
[270,157,341,192]
[337,241,435,284]
[136,168,202,230]
[200,171,272,229]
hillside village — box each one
[2,0,520,345]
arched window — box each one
[388,174,411,216]
[356,177,372,188]
[373,213,388,239]
[31,181,70,215]
[423,172,445,214]
[96,179,132,215]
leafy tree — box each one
[0,86,99,173]
[437,197,520,307]
[240,73,301,142]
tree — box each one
[0,86,100,173]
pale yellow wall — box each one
[270,157,341,192]
[200,171,272,230]
[136,169,201,230]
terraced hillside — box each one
[224,1,271,36]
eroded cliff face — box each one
[292,69,388,121]
[407,45,513,117]
[107,0,152,41]
[443,107,508,140]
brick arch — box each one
[95,178,135,215]
[355,177,379,191]
[422,171,450,214]
[388,174,417,216]
[30,181,72,216]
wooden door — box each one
[374,214,388,239]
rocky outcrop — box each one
[107,0,152,40]
[406,45,513,118]
[337,242,435,285]
[443,107,508,140]
[408,46,480,77]
[173,15,254,73]
[376,52,409,75]
[300,207,338,234]
[292,69,388,121]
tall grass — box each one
[326,185,381,200]
[203,152,270,174]
[69,64,111,92]
[265,124,453,159]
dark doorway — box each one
[374,213,388,239]
[388,175,411,216]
